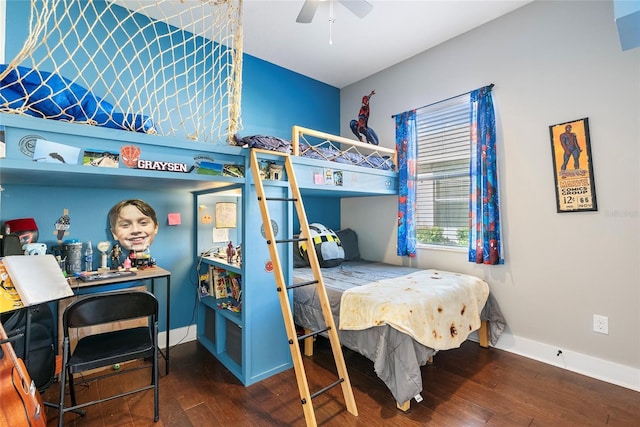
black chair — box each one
[57,289,159,426]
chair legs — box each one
[153,322,159,422]
[68,370,77,408]
[57,290,160,425]
[57,334,160,425]
[58,337,69,427]
[58,337,85,427]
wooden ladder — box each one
[249,149,358,427]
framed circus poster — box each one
[549,117,597,213]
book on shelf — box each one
[1,254,74,306]
[229,274,241,301]
[199,272,210,297]
[0,260,24,313]
[210,266,229,299]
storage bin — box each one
[226,318,242,366]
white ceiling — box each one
[242,0,533,88]
[115,0,533,89]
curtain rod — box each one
[391,83,494,118]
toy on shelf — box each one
[97,241,111,271]
[110,243,123,270]
[227,241,235,264]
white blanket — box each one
[339,269,489,350]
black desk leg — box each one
[166,275,170,375]
[151,276,170,375]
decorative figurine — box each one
[128,247,155,269]
[110,243,123,270]
[235,244,242,266]
[227,241,235,264]
[97,240,111,271]
[269,163,283,180]
[54,213,71,242]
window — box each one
[416,94,470,248]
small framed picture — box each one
[215,202,237,228]
[324,168,333,185]
[549,117,597,213]
[83,149,120,168]
[333,170,343,186]
[33,139,81,164]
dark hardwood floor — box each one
[42,338,640,426]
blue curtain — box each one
[395,110,417,257]
[469,85,503,264]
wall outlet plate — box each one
[593,314,609,334]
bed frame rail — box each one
[292,125,397,170]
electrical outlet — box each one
[593,314,608,334]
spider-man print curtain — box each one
[469,86,503,264]
[395,110,417,257]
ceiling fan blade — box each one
[338,0,373,19]
[296,0,320,24]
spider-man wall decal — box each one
[350,90,379,145]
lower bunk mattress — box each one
[293,261,506,405]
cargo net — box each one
[0,0,243,143]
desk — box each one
[66,267,171,375]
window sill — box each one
[416,243,467,253]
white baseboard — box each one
[470,330,640,392]
[159,324,197,350]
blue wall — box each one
[241,55,340,138]
[1,1,340,333]
[292,197,341,233]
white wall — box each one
[340,0,640,390]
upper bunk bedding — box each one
[234,125,397,171]
[1,65,154,133]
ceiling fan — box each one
[296,0,373,24]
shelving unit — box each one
[194,180,293,386]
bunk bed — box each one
[244,128,506,412]
[1,112,504,412]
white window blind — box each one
[416,93,471,247]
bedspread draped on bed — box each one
[339,269,489,350]
[293,261,506,404]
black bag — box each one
[0,234,23,256]
[1,303,57,391]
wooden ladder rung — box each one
[273,238,304,244]
[309,378,345,400]
[264,196,298,202]
[287,280,318,290]
[297,327,331,342]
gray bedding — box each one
[293,261,506,404]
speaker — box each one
[1,234,23,256]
